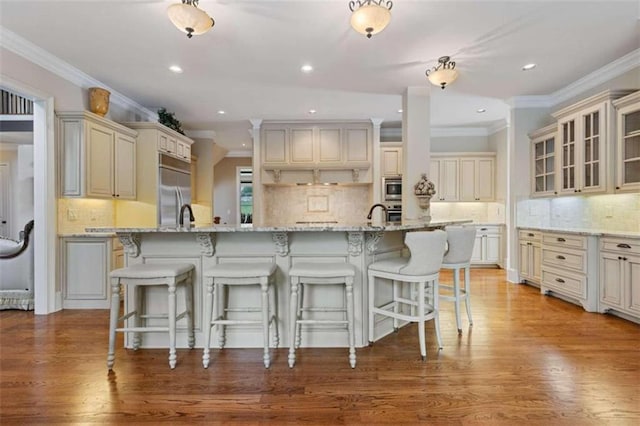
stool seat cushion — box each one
[110,263,194,279]
[205,262,276,278]
[290,262,356,278]
[368,257,409,274]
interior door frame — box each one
[1,74,58,314]
[0,162,11,237]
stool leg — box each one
[217,283,226,349]
[453,267,462,334]
[464,266,473,326]
[346,276,356,368]
[107,278,120,371]
[392,280,399,331]
[288,277,299,368]
[433,278,443,350]
[295,283,303,349]
[203,277,214,368]
[368,272,374,345]
[418,281,427,361]
[168,279,177,369]
[270,277,279,348]
[133,285,142,350]
[260,277,271,368]
[185,273,195,349]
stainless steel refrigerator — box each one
[158,153,191,227]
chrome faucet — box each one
[179,204,195,228]
[367,203,388,220]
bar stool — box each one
[107,263,195,371]
[440,225,477,334]
[368,230,447,360]
[288,262,357,368]
[202,262,278,368]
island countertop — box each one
[86,219,472,234]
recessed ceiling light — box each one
[309,109,317,114]
[242,143,246,147]
[301,64,314,73]
[169,65,183,73]
[217,110,225,115]
[522,63,536,71]
[477,108,486,113]
[397,109,403,113]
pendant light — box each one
[348,0,393,39]
[167,0,214,39]
[425,56,459,90]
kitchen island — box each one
[88,220,470,350]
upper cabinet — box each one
[125,121,193,164]
[612,91,640,192]
[261,122,372,184]
[545,90,635,197]
[381,146,403,176]
[430,153,495,202]
[529,124,557,197]
[58,111,137,199]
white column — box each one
[401,87,431,221]
[370,118,384,205]
[250,119,263,225]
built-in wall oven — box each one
[385,203,402,223]
[383,176,402,202]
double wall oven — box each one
[382,176,402,222]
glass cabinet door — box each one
[533,135,555,195]
[580,105,606,193]
[560,118,576,193]
[622,109,640,186]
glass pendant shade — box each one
[427,68,459,89]
[350,3,391,38]
[167,1,214,38]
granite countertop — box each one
[59,232,116,238]
[87,219,472,234]
[518,226,640,239]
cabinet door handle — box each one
[528,233,535,237]
[623,257,628,261]
[617,243,631,249]
[616,186,620,190]
[557,238,566,242]
[556,255,566,260]
[555,278,565,283]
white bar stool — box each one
[288,262,357,368]
[107,263,195,371]
[440,225,477,334]
[202,262,278,368]
[368,230,447,360]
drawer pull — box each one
[617,243,631,249]
[480,228,488,231]
[527,233,535,237]
[556,255,566,260]
[557,238,566,242]
[555,278,565,283]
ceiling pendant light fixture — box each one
[425,56,459,90]
[167,0,214,39]
[348,0,393,39]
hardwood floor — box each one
[1,269,639,424]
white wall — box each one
[213,157,252,224]
[431,135,490,152]
[489,127,507,202]
[0,145,33,239]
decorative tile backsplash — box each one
[517,194,640,231]
[264,185,370,224]
[431,202,505,224]
[58,198,115,234]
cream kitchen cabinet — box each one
[540,231,598,312]
[551,90,634,196]
[518,229,542,285]
[58,111,137,199]
[59,236,113,309]
[430,153,495,202]
[157,129,191,162]
[430,157,459,201]
[529,124,557,197]
[381,146,403,176]
[599,236,640,322]
[459,157,494,201]
[261,122,372,184]
[612,91,640,192]
[471,225,502,266]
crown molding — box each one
[550,48,640,106]
[226,150,252,158]
[431,127,489,137]
[508,95,554,109]
[185,130,216,140]
[487,119,508,135]
[0,26,157,121]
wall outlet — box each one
[605,205,613,218]
[67,209,78,221]
[90,209,99,221]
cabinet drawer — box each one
[601,237,640,255]
[542,246,585,273]
[541,267,586,299]
[476,225,501,235]
[519,230,542,241]
[542,232,587,249]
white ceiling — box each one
[0,0,638,150]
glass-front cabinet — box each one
[529,124,557,197]
[613,91,640,192]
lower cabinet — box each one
[471,225,502,266]
[540,231,598,312]
[59,236,115,309]
[519,229,542,285]
[599,237,640,321]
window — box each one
[237,167,253,226]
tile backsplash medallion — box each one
[431,202,505,224]
[517,194,640,231]
[264,185,370,224]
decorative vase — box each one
[416,195,432,222]
[88,87,110,117]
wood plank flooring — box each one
[1,269,639,424]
